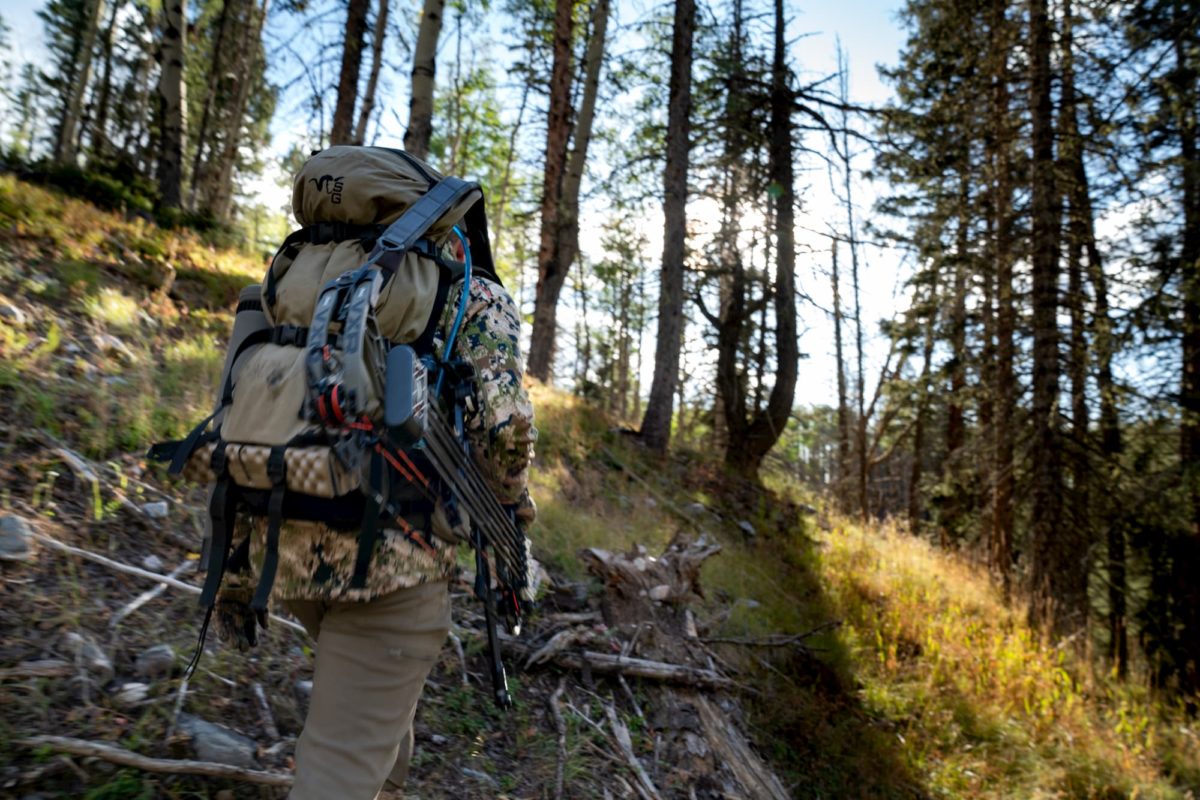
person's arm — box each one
[450,277,538,530]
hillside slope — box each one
[0,178,1196,799]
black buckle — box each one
[267,447,287,486]
[309,222,336,243]
[210,441,229,476]
[272,325,309,347]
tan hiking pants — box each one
[284,580,451,800]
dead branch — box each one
[550,677,568,800]
[603,702,662,800]
[545,611,603,625]
[0,660,74,680]
[16,736,293,787]
[28,532,306,636]
[504,638,737,690]
[110,560,196,629]
[252,682,279,741]
[164,677,189,744]
[701,620,842,648]
[448,631,469,686]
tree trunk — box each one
[722,0,796,475]
[56,0,105,164]
[156,0,187,209]
[1173,15,1200,695]
[492,80,530,256]
[404,0,446,158]
[208,0,268,221]
[556,0,611,298]
[90,0,122,160]
[833,239,851,506]
[989,0,1015,598]
[838,45,867,518]
[526,0,576,381]
[909,272,938,536]
[1060,0,1091,613]
[640,0,695,453]
[944,174,970,541]
[331,0,370,145]
[353,0,389,145]
[189,0,232,210]
[1027,0,1072,635]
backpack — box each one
[150,146,505,620]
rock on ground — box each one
[0,515,33,562]
[178,714,259,769]
[135,644,176,679]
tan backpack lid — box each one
[291,146,480,235]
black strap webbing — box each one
[412,265,454,357]
[199,477,236,607]
[251,448,287,611]
[352,451,387,589]
[266,223,389,308]
[152,409,218,475]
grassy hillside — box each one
[0,177,1196,798]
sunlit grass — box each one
[83,288,143,332]
[816,519,1199,798]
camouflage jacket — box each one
[224,276,536,604]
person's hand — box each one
[214,586,267,650]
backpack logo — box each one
[310,174,345,204]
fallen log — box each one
[16,735,293,787]
[695,695,790,800]
[503,636,737,690]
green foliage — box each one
[82,770,153,800]
[22,160,156,215]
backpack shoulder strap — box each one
[369,177,481,278]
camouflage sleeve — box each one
[448,277,537,529]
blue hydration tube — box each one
[436,225,473,397]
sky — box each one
[1,0,913,410]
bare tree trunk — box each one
[909,273,937,535]
[617,268,632,417]
[404,0,445,158]
[90,0,122,160]
[209,0,268,221]
[640,0,694,453]
[989,0,1015,598]
[837,44,867,517]
[1072,139,1126,676]
[354,0,390,145]
[1173,14,1200,696]
[331,0,370,144]
[156,0,187,209]
[557,0,611,285]
[1027,0,1072,635]
[528,0,610,381]
[492,80,530,255]
[944,175,970,542]
[721,0,796,475]
[833,240,850,506]
[1060,0,1091,610]
[979,216,996,552]
[526,0,576,381]
[188,0,232,210]
[56,0,105,164]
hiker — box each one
[165,147,536,800]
